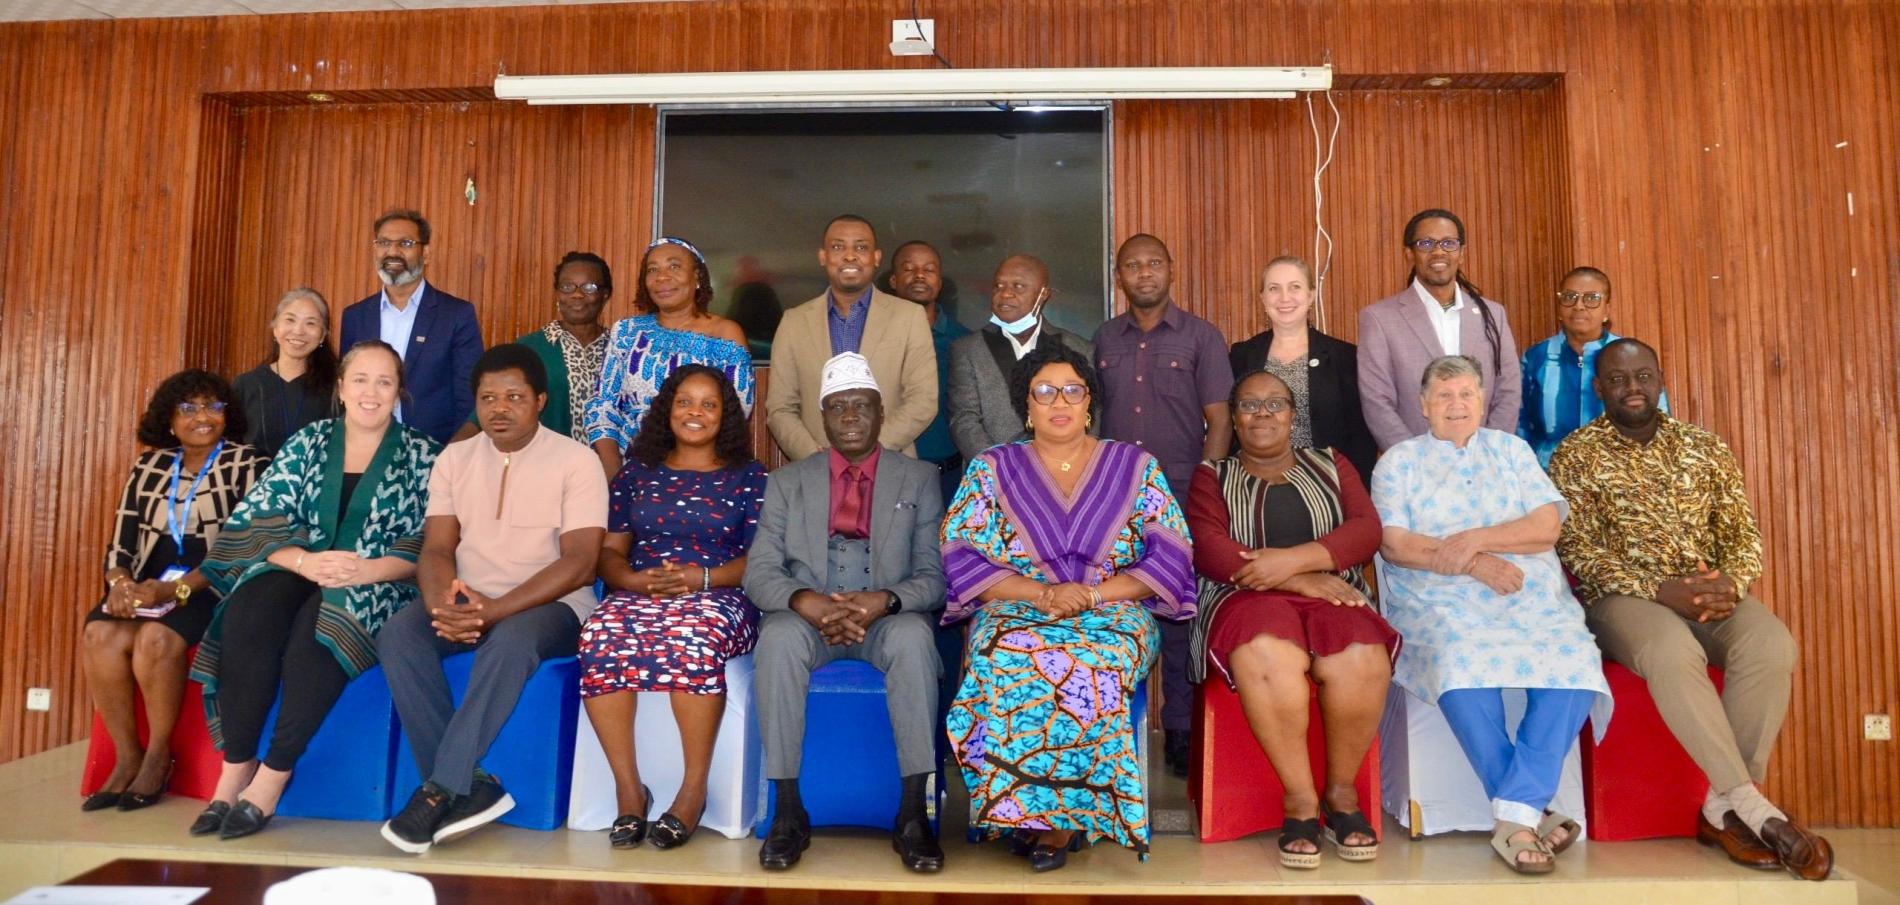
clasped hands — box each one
[791,589,890,646]
[1230,549,1366,607]
[430,578,491,644]
[296,550,367,588]
[1425,530,1524,596]
[102,577,176,618]
[627,560,709,599]
[1657,561,1740,623]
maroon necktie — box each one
[832,465,867,538]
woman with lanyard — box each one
[81,370,267,812]
[232,287,339,459]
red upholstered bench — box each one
[81,644,221,802]
[1189,677,1380,843]
[1580,660,1724,840]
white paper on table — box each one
[1,888,208,905]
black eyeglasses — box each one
[1235,398,1292,415]
[1556,290,1607,308]
[821,398,876,415]
[557,282,604,295]
[1408,238,1463,253]
[176,401,229,416]
[1030,383,1089,406]
[372,238,419,250]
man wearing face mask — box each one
[947,254,1094,458]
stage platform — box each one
[0,743,1887,904]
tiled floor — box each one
[0,742,1881,904]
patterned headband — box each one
[646,236,712,294]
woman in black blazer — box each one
[1227,257,1378,478]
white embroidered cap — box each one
[820,352,880,400]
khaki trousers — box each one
[1586,594,1796,793]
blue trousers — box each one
[1437,687,1595,827]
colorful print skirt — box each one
[948,598,1159,855]
[579,589,759,696]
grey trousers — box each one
[378,599,581,796]
[1586,594,1797,792]
[756,609,941,779]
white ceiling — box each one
[3,0,665,22]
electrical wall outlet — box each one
[890,18,936,56]
[1866,713,1893,741]
[25,688,51,712]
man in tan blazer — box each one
[766,214,938,460]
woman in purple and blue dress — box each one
[579,365,766,851]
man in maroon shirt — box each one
[1092,234,1236,776]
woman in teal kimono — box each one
[940,345,1195,871]
[186,341,438,840]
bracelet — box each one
[294,550,307,574]
[701,565,712,592]
[1087,586,1103,607]
[107,575,128,591]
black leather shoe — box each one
[758,814,812,870]
[80,790,123,812]
[892,817,944,872]
[189,801,231,837]
[1029,832,1083,872]
[1164,729,1190,778]
[218,800,272,840]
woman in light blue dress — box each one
[1370,355,1609,875]
[585,237,754,477]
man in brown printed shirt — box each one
[1549,338,1831,881]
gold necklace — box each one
[1039,439,1089,473]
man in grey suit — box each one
[745,352,947,874]
[947,254,1094,458]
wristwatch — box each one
[884,592,901,616]
[172,581,192,605]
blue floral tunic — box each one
[582,315,755,454]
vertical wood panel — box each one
[0,0,1894,825]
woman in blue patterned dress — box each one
[579,365,766,851]
[585,237,754,478]
[940,344,1195,871]
[1371,354,1609,874]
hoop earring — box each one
[1025,414,1033,431]
[1086,412,1093,429]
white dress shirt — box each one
[379,277,428,423]
[1411,277,1467,356]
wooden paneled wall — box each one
[0,0,1894,825]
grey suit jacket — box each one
[946,325,1094,459]
[1356,286,1522,450]
[743,446,946,614]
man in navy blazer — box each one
[340,209,484,444]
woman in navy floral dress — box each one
[579,365,766,850]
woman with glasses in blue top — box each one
[585,237,754,479]
[1516,267,1667,468]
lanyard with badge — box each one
[141,441,222,617]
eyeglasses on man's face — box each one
[821,398,876,416]
[1235,397,1292,416]
[1408,237,1463,253]
[1556,290,1608,308]
[372,238,420,250]
[176,401,229,416]
[1030,383,1090,406]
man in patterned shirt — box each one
[1549,338,1831,881]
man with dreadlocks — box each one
[1356,209,1522,450]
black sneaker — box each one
[432,772,516,846]
[382,781,456,854]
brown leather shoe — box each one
[1758,816,1834,881]
[1695,811,1779,870]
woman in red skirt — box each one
[1186,370,1398,869]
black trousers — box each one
[214,570,351,771]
